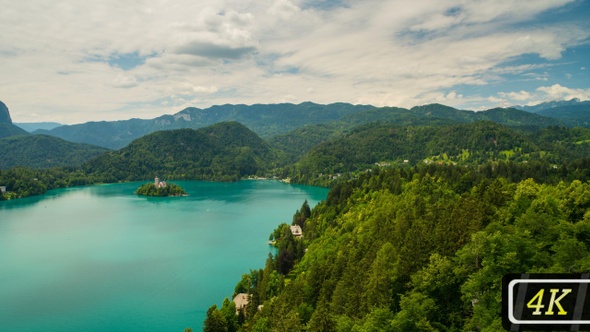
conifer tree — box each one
[203,304,228,332]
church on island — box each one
[154,177,167,188]
[135,177,186,197]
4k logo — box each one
[503,274,590,331]
[527,288,572,315]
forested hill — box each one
[83,122,277,182]
[266,105,556,162]
[209,163,590,331]
[0,135,109,169]
[410,104,558,127]
[292,122,590,181]
[34,118,162,150]
[0,124,29,139]
[320,104,556,129]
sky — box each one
[1,0,589,124]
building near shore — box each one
[233,293,250,314]
[290,225,303,237]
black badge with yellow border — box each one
[503,273,590,331]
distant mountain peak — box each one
[0,101,13,124]
[514,98,590,112]
[511,98,590,128]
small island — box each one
[135,177,187,197]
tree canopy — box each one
[207,162,590,331]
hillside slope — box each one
[83,122,277,181]
[217,164,590,331]
[267,105,558,162]
[293,122,590,179]
[0,135,109,169]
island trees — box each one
[135,182,187,197]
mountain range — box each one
[25,101,577,150]
[513,98,590,127]
[2,99,589,173]
[33,103,375,149]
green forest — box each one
[290,123,590,185]
[83,122,277,183]
[0,166,92,200]
[0,134,108,169]
[203,162,590,332]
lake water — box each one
[0,180,328,331]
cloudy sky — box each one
[1,0,589,124]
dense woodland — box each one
[0,166,92,200]
[204,161,590,332]
[0,123,28,139]
[0,134,108,169]
[82,122,277,182]
[290,123,590,184]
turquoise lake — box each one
[0,180,329,331]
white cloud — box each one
[445,91,462,100]
[499,90,532,101]
[488,96,505,104]
[177,83,218,94]
[0,0,588,123]
[112,74,138,89]
[193,85,219,94]
[537,84,590,101]
[171,7,258,60]
[268,0,300,20]
[488,85,590,108]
